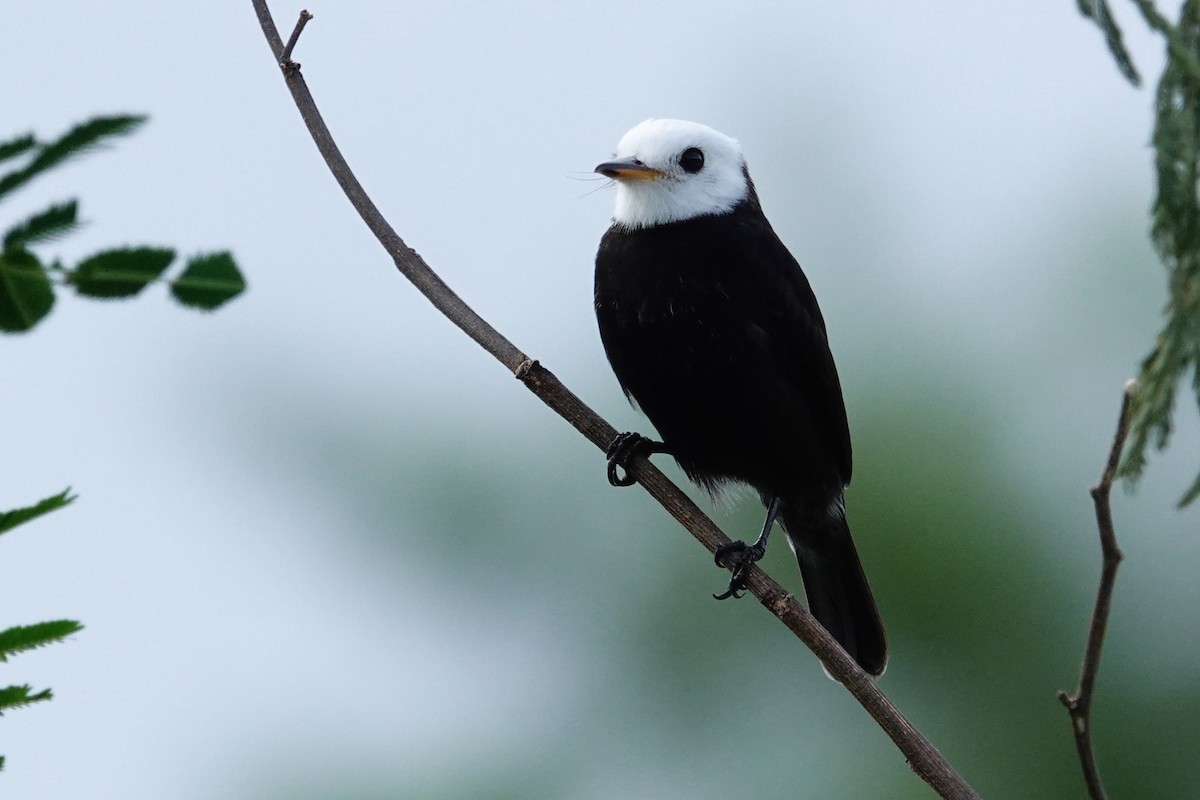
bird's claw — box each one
[606,431,651,487]
[712,540,765,600]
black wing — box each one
[717,199,852,486]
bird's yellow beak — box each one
[595,158,662,181]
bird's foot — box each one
[606,431,660,487]
[712,540,766,600]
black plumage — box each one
[594,129,887,676]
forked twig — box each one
[1058,380,1136,800]
[249,5,982,798]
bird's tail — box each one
[779,497,888,676]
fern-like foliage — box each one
[0,115,246,333]
[0,115,145,203]
[1079,0,1200,505]
[1131,0,1200,505]
[2,201,80,251]
[0,134,37,165]
[1077,0,1143,84]
[0,489,75,536]
[0,685,53,713]
[1,493,82,770]
[0,622,84,665]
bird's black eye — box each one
[679,147,704,174]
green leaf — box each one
[0,684,54,714]
[3,200,79,251]
[1077,0,1142,86]
[1179,471,1200,508]
[171,251,246,310]
[70,246,175,299]
[0,489,75,536]
[1120,1,1200,504]
[0,621,83,664]
[0,249,54,333]
[0,133,37,164]
[0,114,146,202]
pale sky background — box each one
[4,2,1199,799]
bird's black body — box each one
[595,183,887,676]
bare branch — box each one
[250,4,982,798]
[1058,380,1136,800]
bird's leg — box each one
[605,431,671,487]
[713,494,782,600]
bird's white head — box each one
[596,119,750,230]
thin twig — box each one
[280,9,312,66]
[250,5,982,799]
[1058,380,1136,800]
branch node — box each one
[514,358,539,382]
[763,586,797,617]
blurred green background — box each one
[5,1,1199,798]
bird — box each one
[592,118,887,676]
